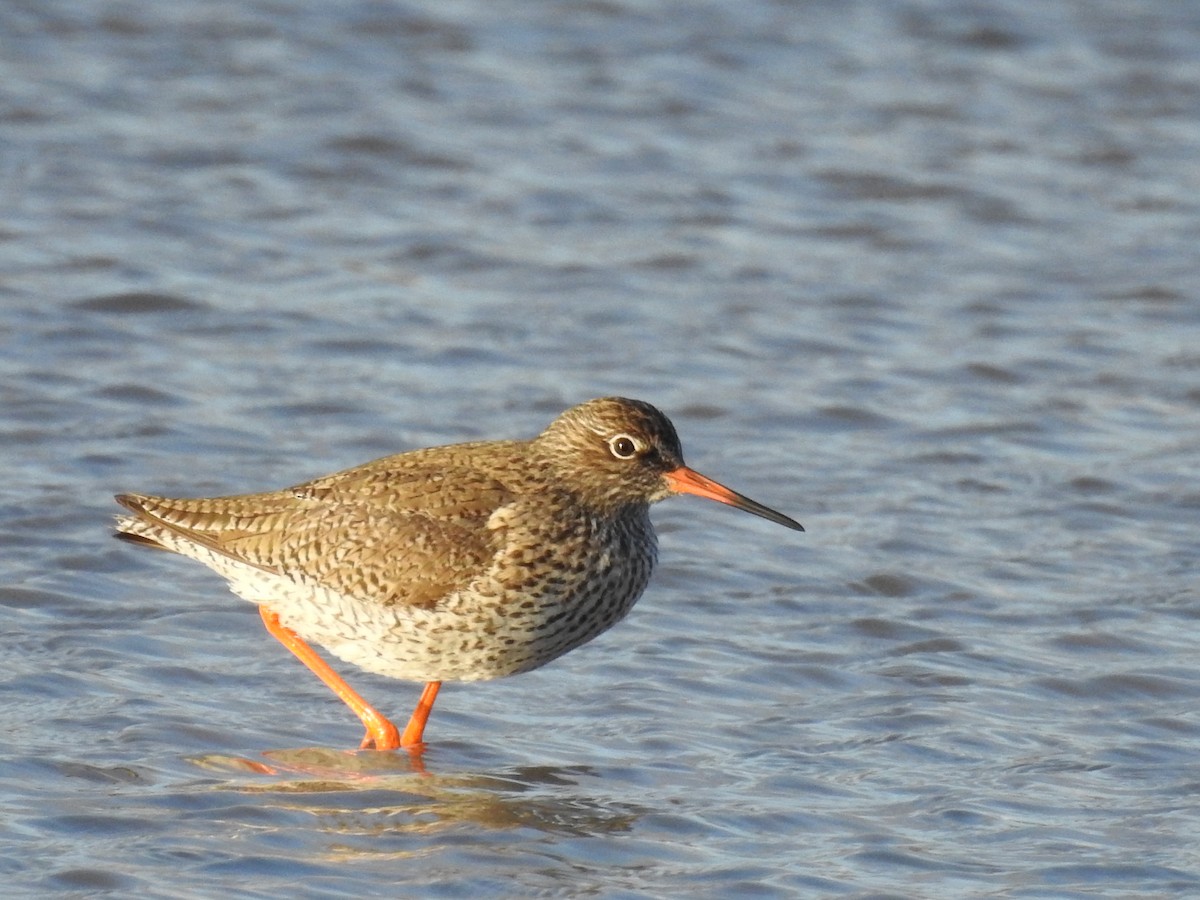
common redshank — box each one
[114,397,802,751]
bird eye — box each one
[608,434,639,459]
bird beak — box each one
[664,466,804,531]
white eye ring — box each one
[607,434,639,459]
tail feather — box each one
[112,491,281,575]
[113,529,169,550]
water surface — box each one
[3,1,1200,897]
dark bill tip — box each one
[664,466,804,532]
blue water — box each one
[3,1,1200,896]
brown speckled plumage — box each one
[114,397,802,750]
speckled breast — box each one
[301,504,659,684]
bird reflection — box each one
[189,749,644,842]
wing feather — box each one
[114,449,521,608]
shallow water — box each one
[4,1,1200,897]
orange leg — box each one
[400,680,441,749]
[258,606,401,750]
